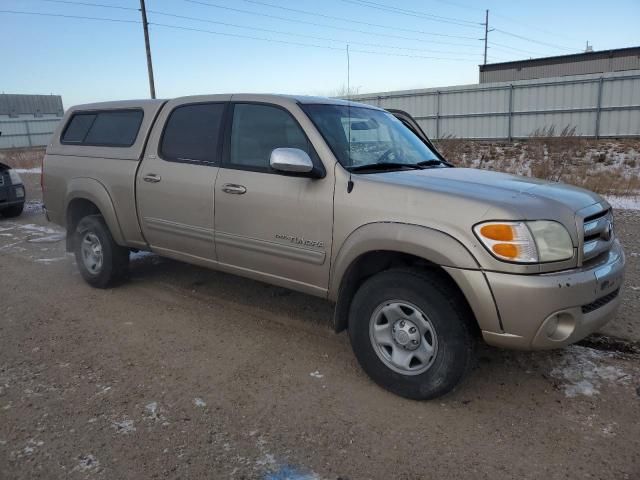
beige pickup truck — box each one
[42,94,625,399]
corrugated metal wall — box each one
[0,118,61,149]
[350,70,640,140]
[0,94,63,148]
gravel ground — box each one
[1,174,639,479]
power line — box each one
[32,0,137,11]
[147,10,481,56]
[487,42,545,57]
[0,9,474,61]
[246,0,480,31]
[340,0,482,28]
[0,9,139,24]
[185,0,480,45]
[491,12,583,43]
[493,28,575,52]
[149,22,474,61]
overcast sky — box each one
[2,0,639,107]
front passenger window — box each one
[229,104,311,170]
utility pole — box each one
[139,0,156,99]
[483,9,489,65]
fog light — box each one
[544,312,575,341]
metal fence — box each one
[350,70,640,140]
[0,118,60,149]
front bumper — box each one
[0,184,25,210]
[482,240,625,350]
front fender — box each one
[328,222,480,301]
[65,177,126,246]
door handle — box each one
[222,183,247,195]
[143,173,161,183]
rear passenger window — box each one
[160,103,225,164]
[229,104,311,171]
[61,110,143,147]
[61,114,96,143]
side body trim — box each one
[215,231,326,266]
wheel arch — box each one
[330,222,481,333]
[64,178,125,251]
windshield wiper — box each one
[416,159,450,168]
[347,162,424,172]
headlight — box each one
[8,169,22,185]
[474,221,574,264]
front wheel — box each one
[2,203,24,218]
[348,269,476,400]
[74,215,129,288]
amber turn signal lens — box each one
[492,243,519,258]
[479,224,514,241]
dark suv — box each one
[0,162,25,217]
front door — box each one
[214,101,334,296]
[137,97,228,263]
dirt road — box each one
[1,179,639,479]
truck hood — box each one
[366,167,606,216]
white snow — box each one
[194,398,206,407]
[604,195,640,210]
[112,419,136,434]
[309,371,324,379]
[28,234,65,243]
[73,454,99,472]
[13,167,41,174]
[550,346,630,398]
[18,224,60,235]
[34,257,66,264]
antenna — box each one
[346,44,354,193]
[347,44,351,100]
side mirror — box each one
[270,148,314,174]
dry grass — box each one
[434,130,640,197]
[0,148,45,169]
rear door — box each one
[136,96,230,263]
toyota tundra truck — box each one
[42,94,626,399]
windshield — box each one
[303,104,440,170]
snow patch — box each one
[604,195,640,210]
[34,256,66,263]
[18,224,60,235]
[112,419,136,434]
[264,465,322,480]
[130,250,154,260]
[74,454,99,472]
[309,371,324,379]
[13,167,41,174]
[550,346,630,398]
[28,234,65,244]
[194,398,206,407]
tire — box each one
[74,215,129,288]
[2,203,24,218]
[348,268,476,400]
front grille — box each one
[581,288,620,314]
[582,208,614,262]
[0,175,4,186]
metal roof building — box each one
[479,46,640,83]
[0,94,64,120]
[0,94,64,149]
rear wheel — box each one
[348,268,475,400]
[2,203,24,218]
[74,215,129,288]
